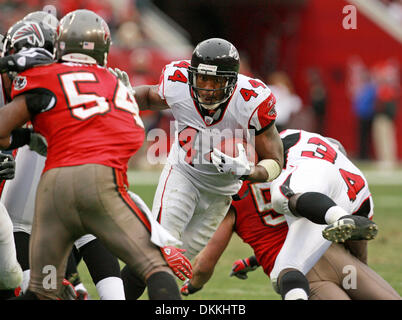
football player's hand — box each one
[230,256,259,280]
[109,67,135,96]
[161,246,193,281]
[211,143,254,177]
[29,132,47,157]
[0,153,15,180]
[180,279,202,296]
[59,279,78,300]
[0,48,53,73]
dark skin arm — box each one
[247,124,284,182]
[133,85,169,111]
[190,208,236,289]
[0,95,31,149]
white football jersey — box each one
[158,60,277,195]
[0,74,44,233]
[280,129,373,218]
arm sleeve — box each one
[11,70,57,116]
[248,92,277,135]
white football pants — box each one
[152,164,232,260]
[0,202,22,289]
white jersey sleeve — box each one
[157,60,191,106]
[235,75,277,135]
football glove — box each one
[29,131,47,157]
[109,67,135,96]
[230,256,259,280]
[211,143,254,177]
[161,246,193,281]
[180,279,202,296]
[58,279,78,300]
[0,153,15,180]
[0,47,53,73]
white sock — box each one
[21,270,30,294]
[324,206,348,224]
[284,288,308,300]
[96,277,126,300]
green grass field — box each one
[77,168,402,300]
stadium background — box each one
[0,0,400,299]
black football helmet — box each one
[2,18,56,57]
[56,9,111,66]
[23,11,59,32]
[188,38,240,110]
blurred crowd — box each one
[0,0,188,170]
[347,56,400,169]
[0,0,400,170]
[0,0,144,41]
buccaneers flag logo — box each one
[11,21,45,48]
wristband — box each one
[5,128,31,150]
[247,255,259,267]
[187,282,202,294]
[257,159,281,182]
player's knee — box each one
[270,184,292,216]
[146,271,181,300]
[277,268,310,300]
[0,263,23,289]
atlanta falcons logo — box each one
[12,21,45,47]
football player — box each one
[266,129,377,299]
[0,12,160,300]
[131,38,284,260]
[0,15,59,299]
[180,184,400,300]
[115,38,285,299]
[181,132,399,300]
[0,152,22,295]
[0,9,188,300]
[115,39,378,298]
[0,13,119,300]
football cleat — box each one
[322,215,378,243]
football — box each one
[216,137,258,164]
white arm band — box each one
[257,159,282,182]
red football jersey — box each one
[11,62,145,186]
[233,181,288,276]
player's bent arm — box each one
[0,95,31,149]
[189,209,236,289]
[248,124,284,182]
[134,85,170,111]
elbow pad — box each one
[23,89,56,116]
